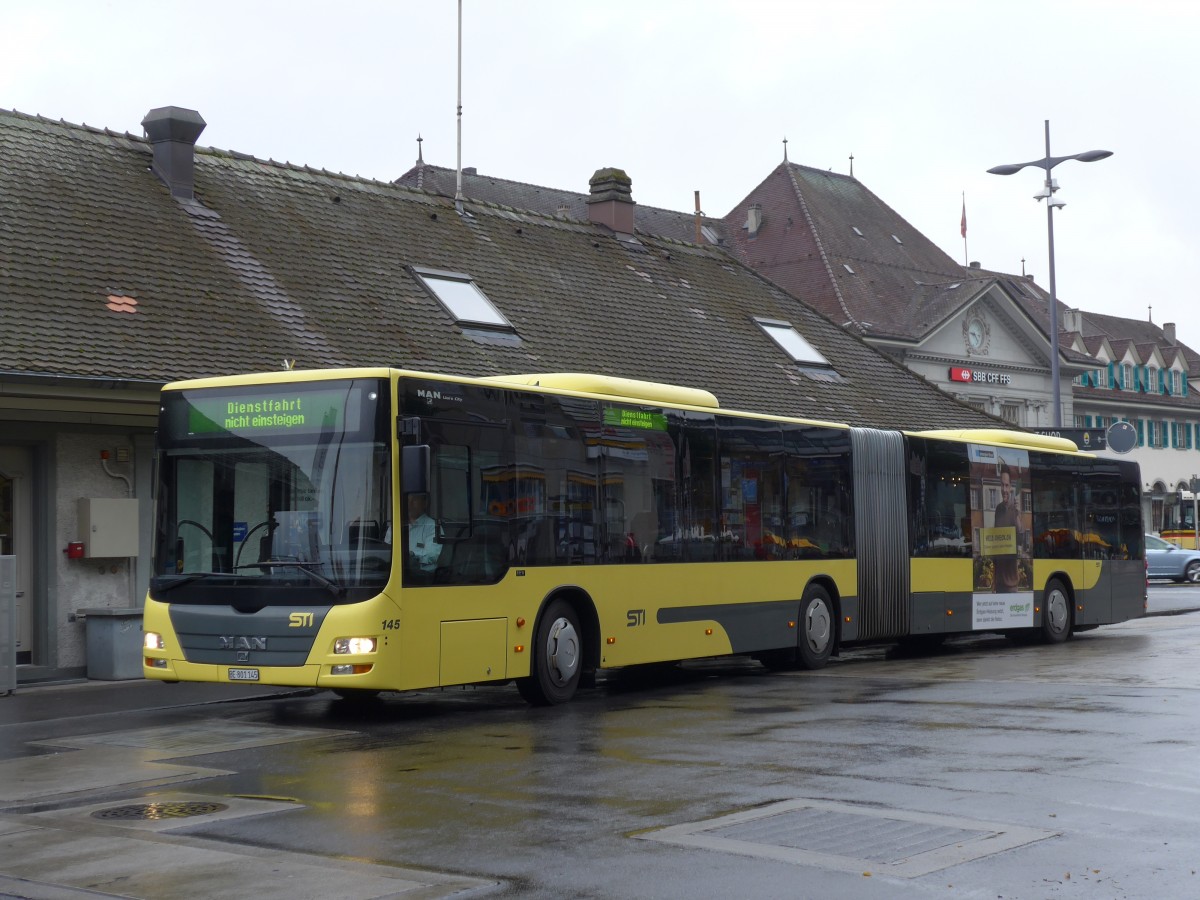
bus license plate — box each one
[228,668,260,682]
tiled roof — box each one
[722,163,993,341]
[1078,310,1200,370]
[0,108,1001,430]
[395,162,728,246]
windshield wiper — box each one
[233,561,346,601]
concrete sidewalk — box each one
[0,681,492,899]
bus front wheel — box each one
[797,585,835,669]
[1041,578,1073,644]
[517,600,582,706]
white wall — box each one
[54,433,140,668]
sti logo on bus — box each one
[289,612,314,628]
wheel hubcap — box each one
[1046,589,1068,633]
[546,617,580,685]
[805,599,831,653]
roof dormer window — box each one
[754,318,831,367]
[412,267,513,330]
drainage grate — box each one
[92,801,229,821]
[711,805,986,862]
[637,798,1058,878]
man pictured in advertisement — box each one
[993,460,1025,592]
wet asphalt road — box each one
[3,586,1200,899]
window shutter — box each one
[1183,372,1189,397]
[1171,421,1178,448]
[1137,419,1145,446]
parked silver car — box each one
[1145,533,1200,583]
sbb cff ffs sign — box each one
[949,367,1012,385]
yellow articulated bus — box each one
[143,368,1146,705]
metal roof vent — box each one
[141,106,207,200]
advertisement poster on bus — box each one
[968,444,1034,630]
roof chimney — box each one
[968,260,981,269]
[1062,308,1082,333]
[1164,322,1177,345]
[141,106,206,200]
[586,168,635,234]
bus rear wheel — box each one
[517,600,582,706]
[1041,578,1072,644]
[797,584,835,669]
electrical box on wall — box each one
[77,498,139,558]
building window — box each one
[412,267,513,329]
[1123,363,1133,390]
[754,318,831,367]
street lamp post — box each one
[987,120,1112,429]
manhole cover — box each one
[92,801,229,821]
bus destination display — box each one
[185,388,350,436]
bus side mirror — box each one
[402,444,430,495]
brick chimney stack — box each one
[141,106,207,200]
[586,168,635,234]
[1164,322,1177,345]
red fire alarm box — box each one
[65,542,85,559]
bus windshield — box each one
[150,378,392,604]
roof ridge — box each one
[403,160,722,226]
[783,162,860,331]
[0,106,145,144]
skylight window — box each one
[412,267,512,329]
[843,264,856,275]
[755,318,831,367]
[852,226,864,237]
[892,234,903,244]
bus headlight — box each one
[334,637,377,655]
[144,632,164,650]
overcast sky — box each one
[5,1,1196,338]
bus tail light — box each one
[334,637,378,655]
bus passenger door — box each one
[1079,557,1109,626]
[1079,479,1119,626]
